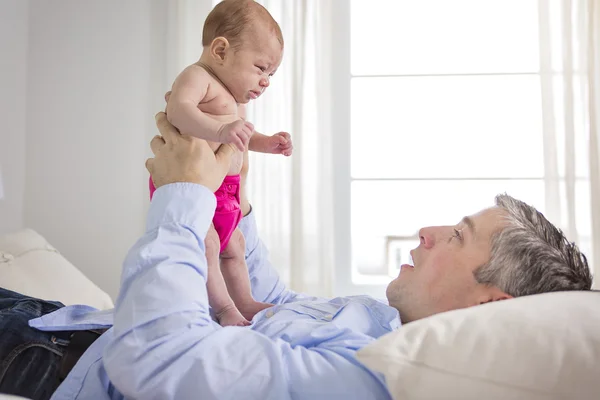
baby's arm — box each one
[238,104,293,156]
[166,66,224,140]
[167,66,253,151]
[249,131,293,156]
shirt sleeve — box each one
[102,183,389,400]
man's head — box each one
[202,0,284,104]
[386,194,593,323]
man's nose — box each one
[419,226,438,249]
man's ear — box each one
[210,37,230,63]
[476,286,513,305]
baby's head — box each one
[202,0,284,104]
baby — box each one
[150,0,292,326]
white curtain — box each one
[164,1,214,89]
[243,0,336,297]
[539,0,600,287]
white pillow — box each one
[357,291,600,400]
[0,229,113,310]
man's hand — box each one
[146,112,236,192]
[217,120,254,152]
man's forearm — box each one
[110,183,217,332]
[238,210,308,305]
[104,183,219,396]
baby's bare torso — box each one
[192,64,244,176]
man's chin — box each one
[386,276,404,302]
[387,271,415,300]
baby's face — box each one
[221,27,283,104]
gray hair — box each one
[473,194,593,296]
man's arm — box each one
[103,184,389,399]
[236,141,304,304]
[238,210,310,304]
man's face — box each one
[386,206,511,323]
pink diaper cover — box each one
[148,175,242,253]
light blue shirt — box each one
[30,183,398,399]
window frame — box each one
[329,0,559,298]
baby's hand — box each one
[266,132,293,156]
[217,120,254,152]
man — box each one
[0,113,592,399]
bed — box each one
[1,229,598,399]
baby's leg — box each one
[205,225,249,327]
[220,228,272,321]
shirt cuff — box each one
[146,183,216,237]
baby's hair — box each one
[202,0,283,49]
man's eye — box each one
[256,65,266,72]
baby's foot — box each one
[238,301,274,321]
[216,305,250,327]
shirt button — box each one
[265,310,274,318]
[324,314,333,321]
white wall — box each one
[0,1,28,235]
[24,0,168,299]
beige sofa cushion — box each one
[357,291,600,400]
[0,229,113,310]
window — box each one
[331,0,591,297]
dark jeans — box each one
[0,287,68,399]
